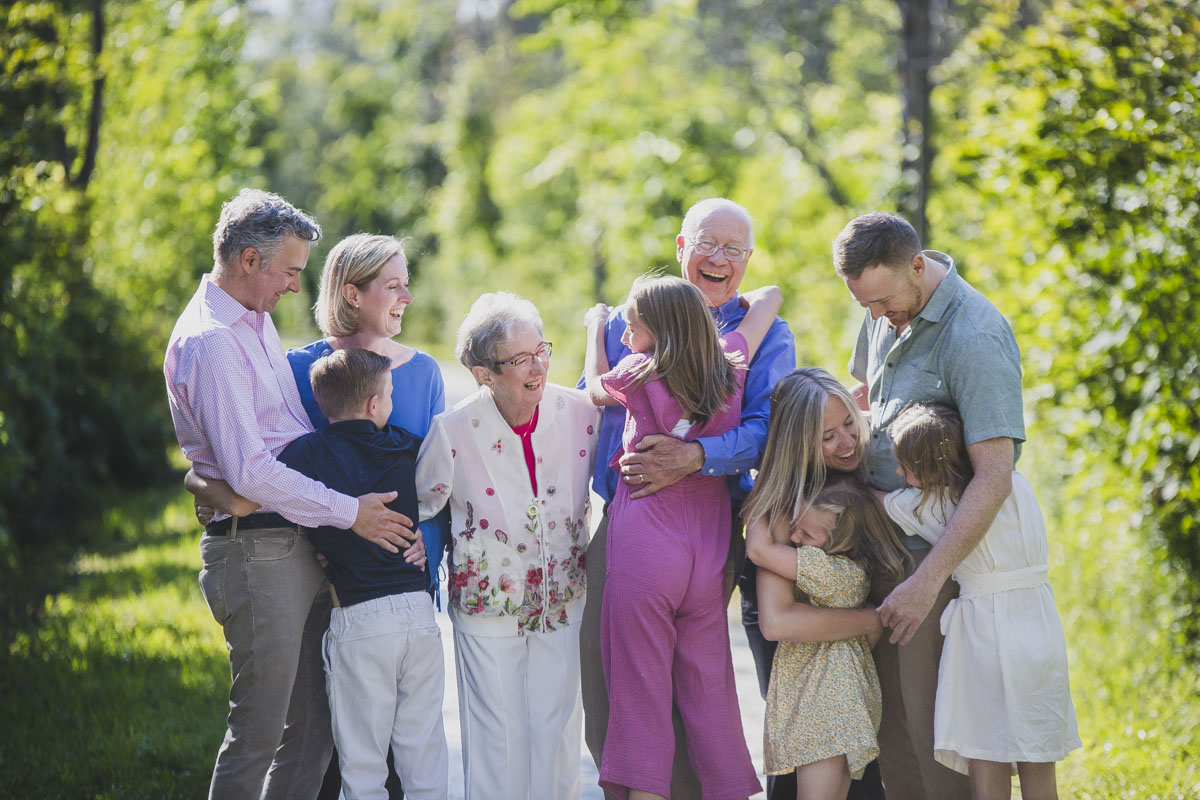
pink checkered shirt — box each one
[164,275,357,528]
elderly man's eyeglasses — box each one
[687,237,751,262]
[495,341,553,369]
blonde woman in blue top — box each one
[288,234,445,439]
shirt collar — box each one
[202,274,260,328]
[915,251,960,325]
[326,418,382,436]
[711,293,744,326]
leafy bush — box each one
[0,175,171,619]
[0,0,257,619]
[932,0,1200,635]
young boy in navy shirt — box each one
[279,348,448,800]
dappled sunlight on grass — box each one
[1,487,227,797]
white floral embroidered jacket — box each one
[416,383,599,636]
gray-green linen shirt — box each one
[849,251,1025,548]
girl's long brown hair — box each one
[813,477,909,584]
[889,403,974,523]
[625,275,741,424]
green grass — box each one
[1,486,226,798]
[2,454,1198,798]
[1029,440,1200,799]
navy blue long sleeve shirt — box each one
[279,419,425,606]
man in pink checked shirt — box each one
[164,189,422,800]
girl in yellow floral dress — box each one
[745,474,907,800]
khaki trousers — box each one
[869,547,971,800]
[580,507,743,800]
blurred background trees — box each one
[932,0,1200,637]
[0,0,258,614]
[2,0,1197,643]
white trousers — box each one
[452,621,583,800]
[324,592,449,800]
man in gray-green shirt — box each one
[835,212,1024,800]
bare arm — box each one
[757,567,883,644]
[744,516,799,581]
[735,285,783,361]
[878,436,1014,644]
[582,303,619,407]
[185,468,260,518]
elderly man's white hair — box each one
[680,198,755,248]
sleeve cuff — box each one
[332,493,358,530]
[697,441,747,477]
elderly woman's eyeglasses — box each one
[687,237,750,262]
[495,341,552,369]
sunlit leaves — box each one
[0,0,257,599]
[933,0,1200,629]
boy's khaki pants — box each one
[324,591,448,800]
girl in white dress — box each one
[882,403,1081,800]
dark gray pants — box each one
[198,526,333,800]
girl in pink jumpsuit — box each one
[583,276,780,800]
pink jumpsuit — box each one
[599,332,761,800]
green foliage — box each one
[1,3,169,615]
[87,0,265,345]
[422,0,904,382]
[932,0,1200,629]
[0,0,262,620]
[247,0,458,342]
[1023,444,1200,797]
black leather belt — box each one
[205,512,295,536]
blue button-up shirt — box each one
[581,293,796,505]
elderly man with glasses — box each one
[578,198,798,799]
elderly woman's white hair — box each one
[455,291,544,375]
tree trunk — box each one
[592,231,606,302]
[896,0,936,243]
[70,0,104,189]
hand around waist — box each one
[618,434,705,499]
[352,492,425,569]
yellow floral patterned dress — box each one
[763,546,881,778]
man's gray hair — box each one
[455,292,544,374]
[213,188,321,270]
[680,198,755,248]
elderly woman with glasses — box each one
[416,291,599,800]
